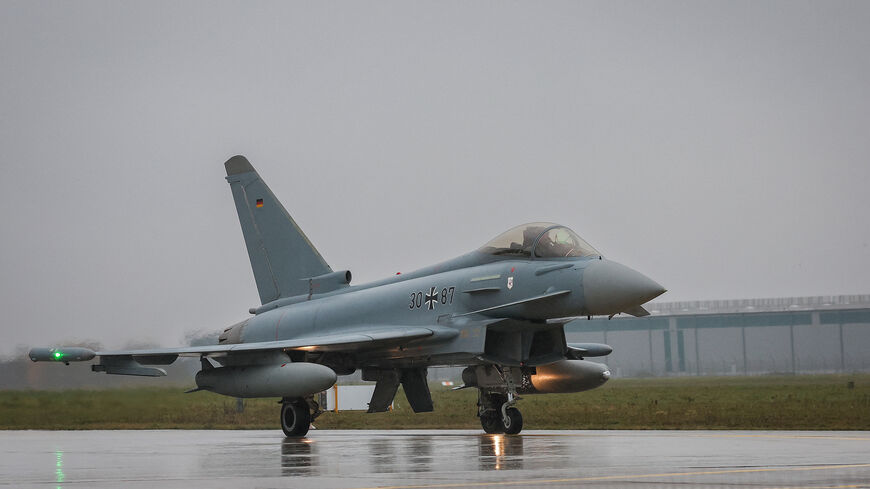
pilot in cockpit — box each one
[521,226,547,253]
[535,228,580,257]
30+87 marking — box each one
[409,286,455,310]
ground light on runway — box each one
[54,450,63,488]
[1,430,868,489]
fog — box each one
[1,1,868,355]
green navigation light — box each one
[53,351,63,360]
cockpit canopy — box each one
[478,222,601,259]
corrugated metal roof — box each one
[645,295,870,316]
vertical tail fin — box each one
[224,155,331,304]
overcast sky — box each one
[2,1,868,355]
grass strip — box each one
[1,374,867,430]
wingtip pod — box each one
[224,155,256,176]
[29,347,96,362]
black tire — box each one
[502,407,523,435]
[281,400,311,437]
[481,411,504,434]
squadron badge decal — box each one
[507,276,514,289]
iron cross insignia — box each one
[424,287,438,310]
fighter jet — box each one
[30,156,665,436]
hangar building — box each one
[565,295,870,377]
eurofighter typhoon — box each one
[30,156,666,436]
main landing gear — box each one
[477,367,523,435]
[280,396,321,438]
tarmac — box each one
[1,430,868,488]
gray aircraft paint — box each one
[236,256,595,367]
[226,155,332,304]
[30,156,665,435]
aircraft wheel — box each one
[281,399,311,437]
[481,411,504,434]
[502,407,523,435]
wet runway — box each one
[1,430,868,488]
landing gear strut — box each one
[477,367,524,435]
[280,397,312,437]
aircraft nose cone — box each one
[582,259,666,316]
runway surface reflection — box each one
[1,430,868,488]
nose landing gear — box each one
[480,409,503,434]
[501,405,523,435]
[477,366,524,435]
